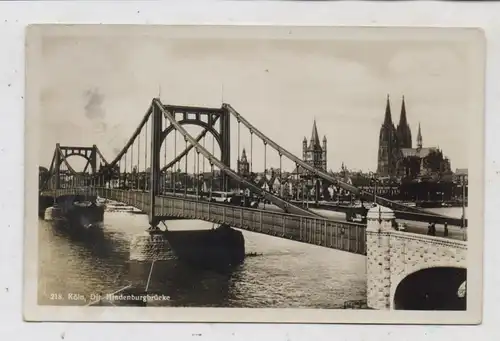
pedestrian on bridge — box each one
[427,222,436,236]
[430,222,436,236]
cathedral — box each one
[377,95,451,178]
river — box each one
[37,206,462,308]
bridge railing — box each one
[44,188,367,255]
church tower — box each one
[417,123,423,150]
[396,96,412,148]
[377,95,400,177]
[302,137,308,161]
[237,147,250,177]
[303,119,327,171]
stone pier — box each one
[365,205,467,310]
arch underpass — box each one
[393,267,466,310]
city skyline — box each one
[39,30,474,172]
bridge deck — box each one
[290,201,466,227]
[42,188,368,256]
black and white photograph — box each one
[23,25,484,323]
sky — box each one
[37,28,478,173]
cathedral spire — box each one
[399,95,408,126]
[310,119,321,148]
[384,94,393,126]
[396,95,412,148]
[417,122,423,149]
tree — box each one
[401,156,421,179]
[322,184,332,200]
[424,149,445,174]
[39,166,50,187]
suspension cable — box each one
[174,129,177,194]
[184,137,188,198]
[202,136,206,174]
[264,141,267,174]
[210,162,214,201]
[196,149,200,200]
[250,131,253,174]
[295,162,299,200]
[144,120,148,191]
[193,148,196,195]
[124,149,128,188]
[131,138,134,189]
[263,141,268,208]
[237,120,241,162]
[279,152,283,196]
[118,157,122,188]
[137,132,141,190]
[163,129,167,194]
[211,135,215,193]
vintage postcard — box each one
[24,25,485,323]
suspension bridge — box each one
[39,98,466,257]
[38,98,470,309]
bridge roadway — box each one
[289,200,466,227]
[110,188,464,226]
[42,188,368,256]
[129,191,467,242]
[118,190,466,238]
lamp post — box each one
[302,175,308,209]
[370,173,378,204]
[301,178,305,204]
[306,174,312,209]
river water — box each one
[37,206,463,308]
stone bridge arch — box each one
[392,266,466,310]
[365,205,467,310]
[388,232,467,310]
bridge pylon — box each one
[54,144,61,189]
[219,106,231,192]
[159,102,232,192]
[149,99,163,230]
[50,143,99,190]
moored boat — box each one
[105,201,143,214]
[164,223,245,273]
[44,204,66,222]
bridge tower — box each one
[219,105,231,191]
[160,102,231,192]
[149,99,163,228]
[54,145,61,189]
[52,144,98,189]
